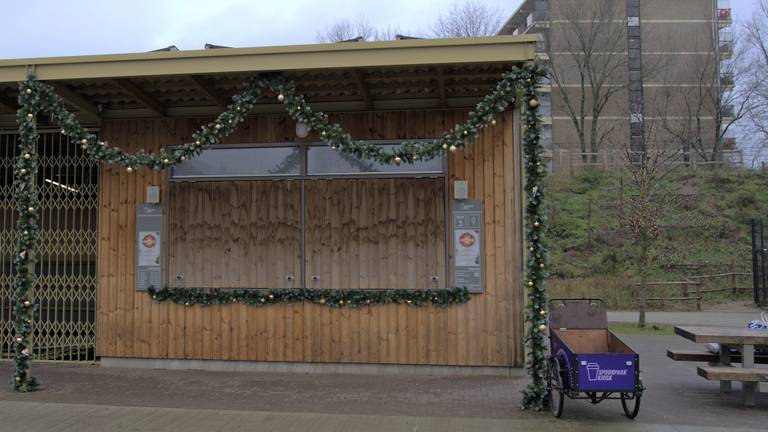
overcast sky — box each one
[1,0,754,60]
[0,0,512,59]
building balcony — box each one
[720,72,734,91]
[524,11,549,33]
[718,8,732,29]
[721,104,735,121]
[718,31,733,60]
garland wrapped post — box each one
[519,66,551,411]
[11,84,43,392]
[11,62,548,393]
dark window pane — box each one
[308,144,443,176]
[171,146,301,179]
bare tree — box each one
[659,26,756,164]
[316,16,378,43]
[548,0,627,164]
[431,0,503,37]
[315,16,412,42]
[617,121,681,327]
[742,0,768,165]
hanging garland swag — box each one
[11,62,549,407]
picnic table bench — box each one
[672,326,768,407]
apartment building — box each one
[500,0,735,171]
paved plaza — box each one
[1,334,766,431]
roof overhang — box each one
[0,35,536,82]
[0,35,537,128]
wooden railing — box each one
[551,149,745,173]
[636,271,752,311]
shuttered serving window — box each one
[167,143,447,289]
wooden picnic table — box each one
[675,326,768,407]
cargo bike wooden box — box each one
[547,299,644,419]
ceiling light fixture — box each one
[44,178,79,193]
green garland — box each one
[519,73,550,411]
[12,63,549,399]
[148,286,469,308]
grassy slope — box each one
[547,169,768,308]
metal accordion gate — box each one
[1,131,97,362]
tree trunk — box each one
[637,237,650,328]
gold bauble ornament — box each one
[185,302,191,306]
[195,140,201,145]
[491,119,497,126]
[23,153,31,160]
[15,337,22,343]
[529,99,539,108]
[26,113,33,119]
[25,88,32,94]
[394,156,402,165]
[81,138,88,145]
[60,129,66,134]
[277,94,285,102]
[528,281,534,287]
[126,167,134,173]
[20,169,27,175]
[268,294,274,299]
[539,263,545,269]
[449,145,457,153]
[534,221,540,227]
[539,309,546,315]
[215,123,222,129]
[319,298,326,304]
[27,207,35,213]
[163,158,170,164]
[442,143,448,150]
[180,155,187,161]
[538,324,547,331]
[463,130,468,136]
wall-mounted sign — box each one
[136,204,163,290]
[453,200,483,293]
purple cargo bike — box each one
[547,298,644,419]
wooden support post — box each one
[696,281,702,311]
[743,344,756,407]
[720,344,732,393]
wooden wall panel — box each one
[96,110,523,367]
[304,178,445,290]
[168,181,301,289]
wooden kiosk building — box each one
[0,36,537,372]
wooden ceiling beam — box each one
[49,83,101,123]
[436,67,447,108]
[113,78,166,117]
[0,90,19,110]
[353,70,374,110]
[188,75,228,110]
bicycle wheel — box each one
[621,391,641,419]
[548,358,565,418]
